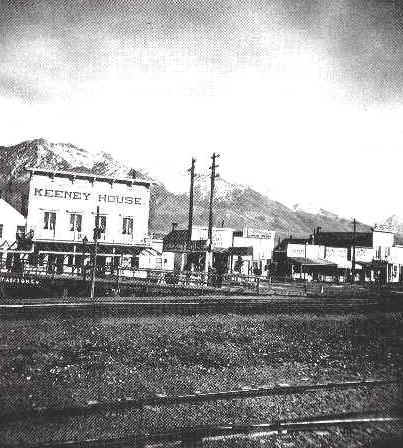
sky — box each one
[1,0,403,224]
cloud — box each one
[0,73,50,103]
[1,0,402,104]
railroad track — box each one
[1,295,401,317]
[1,379,401,447]
[2,412,402,447]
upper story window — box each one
[44,212,56,230]
[96,215,107,233]
[69,214,82,232]
[16,226,26,237]
[0,224,3,239]
[122,217,134,235]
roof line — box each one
[25,167,151,186]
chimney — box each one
[171,222,178,232]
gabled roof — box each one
[0,198,25,220]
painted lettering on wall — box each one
[34,188,142,205]
[98,194,142,205]
[34,188,91,200]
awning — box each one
[289,257,337,268]
[139,247,161,256]
[228,246,253,256]
[356,260,388,269]
[212,247,229,254]
[355,260,372,268]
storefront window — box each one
[122,217,134,235]
[44,212,56,230]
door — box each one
[56,255,64,275]
[97,256,106,277]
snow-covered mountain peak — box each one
[194,173,249,201]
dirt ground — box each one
[0,312,402,446]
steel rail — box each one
[0,378,400,425]
[3,410,402,448]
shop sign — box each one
[244,228,275,239]
[287,243,325,259]
[325,247,347,263]
[374,223,397,233]
[355,247,375,262]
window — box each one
[44,212,56,230]
[131,256,139,269]
[16,226,26,237]
[122,217,134,235]
[96,215,106,233]
[0,224,3,239]
[28,253,37,266]
[69,214,82,232]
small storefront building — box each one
[162,225,276,275]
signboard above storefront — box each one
[243,227,275,239]
[374,223,397,234]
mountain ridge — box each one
[0,139,370,238]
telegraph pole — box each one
[90,206,100,299]
[205,152,219,273]
[187,158,196,248]
[351,218,356,283]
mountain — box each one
[0,138,151,217]
[384,215,403,233]
[0,139,370,238]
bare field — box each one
[0,312,402,446]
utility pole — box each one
[90,206,100,299]
[187,158,196,248]
[205,152,219,273]
[351,218,356,283]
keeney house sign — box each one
[34,188,142,205]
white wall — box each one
[287,243,325,259]
[26,173,150,245]
[355,247,375,262]
[0,199,26,245]
[191,226,234,249]
[233,236,274,261]
[373,230,394,249]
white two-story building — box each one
[2,168,158,274]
